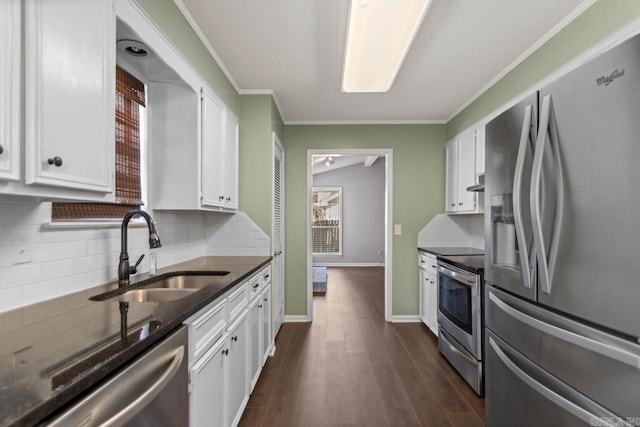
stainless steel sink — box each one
[108,288,198,303]
[89,271,231,302]
[144,273,230,290]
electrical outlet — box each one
[12,234,32,264]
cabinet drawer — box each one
[260,266,271,286]
[227,282,248,324]
[185,298,227,363]
[248,273,262,301]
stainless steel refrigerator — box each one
[484,32,640,427]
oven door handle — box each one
[438,265,476,286]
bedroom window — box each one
[312,186,342,255]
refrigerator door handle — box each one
[488,336,626,427]
[513,104,534,289]
[489,292,640,369]
[531,94,564,295]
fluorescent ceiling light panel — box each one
[342,0,431,93]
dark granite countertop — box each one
[418,247,484,257]
[0,255,271,427]
[437,254,485,274]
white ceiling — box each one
[176,0,593,124]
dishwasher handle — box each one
[103,345,184,426]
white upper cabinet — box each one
[222,110,239,210]
[24,0,115,197]
[201,86,226,208]
[201,86,238,211]
[0,0,21,182]
[445,137,458,213]
[475,124,486,177]
[446,127,483,214]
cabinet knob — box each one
[258,304,263,308]
[232,335,238,342]
[263,297,268,302]
[253,283,259,289]
[226,197,231,202]
[222,348,229,356]
[48,157,63,167]
[0,144,3,155]
[451,203,455,207]
[218,195,224,201]
[459,202,463,206]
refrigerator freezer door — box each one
[485,330,630,427]
[486,285,640,418]
[484,93,538,300]
[536,33,640,337]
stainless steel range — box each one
[437,255,484,395]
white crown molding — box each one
[238,89,286,123]
[446,0,598,122]
[285,119,446,125]
[173,0,241,92]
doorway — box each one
[306,149,393,321]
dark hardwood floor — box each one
[239,267,485,427]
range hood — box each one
[466,174,484,192]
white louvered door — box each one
[272,133,285,336]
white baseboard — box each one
[390,315,421,323]
[312,262,385,267]
[284,315,311,322]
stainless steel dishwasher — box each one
[45,326,189,426]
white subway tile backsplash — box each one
[1,264,43,289]
[0,287,22,313]
[42,259,75,280]
[418,214,485,249]
[0,199,270,313]
[23,278,60,306]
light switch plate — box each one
[12,234,32,264]
[394,224,402,235]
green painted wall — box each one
[137,0,239,114]
[271,98,285,143]
[448,0,640,136]
[238,95,275,238]
[282,125,447,316]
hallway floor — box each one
[239,267,485,426]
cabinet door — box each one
[0,0,20,182]
[261,284,272,363]
[24,0,115,195]
[201,86,225,208]
[228,314,249,427]
[419,268,429,325]
[475,124,485,176]
[457,129,477,212]
[445,138,458,213]
[427,274,438,336]
[190,337,227,427]
[223,110,239,209]
[249,300,261,391]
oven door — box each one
[438,262,481,358]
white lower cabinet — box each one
[249,267,273,392]
[227,314,249,427]
[190,335,227,427]
[419,252,438,336]
[185,265,272,427]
